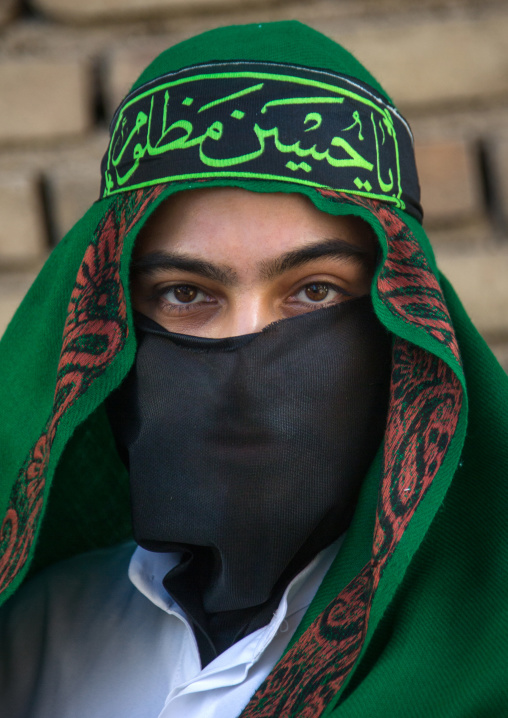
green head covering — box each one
[0,20,507,716]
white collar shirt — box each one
[128,535,343,718]
[0,536,343,718]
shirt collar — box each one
[129,534,344,627]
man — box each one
[0,20,507,718]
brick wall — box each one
[1,0,508,369]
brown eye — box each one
[172,285,198,303]
[159,284,213,311]
[304,283,330,302]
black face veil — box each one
[106,296,391,662]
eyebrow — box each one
[130,252,238,285]
[259,238,373,280]
[130,238,373,286]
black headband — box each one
[101,61,422,222]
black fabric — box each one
[101,61,422,222]
[106,297,392,664]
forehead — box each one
[135,187,377,264]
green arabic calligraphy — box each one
[110,91,375,186]
[343,110,364,141]
[102,67,411,213]
[304,112,322,131]
[260,96,345,113]
[198,83,264,113]
[371,111,396,194]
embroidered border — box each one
[0,185,163,596]
[319,191,460,363]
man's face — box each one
[131,187,377,338]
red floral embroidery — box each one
[0,185,164,596]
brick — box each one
[0,0,20,27]
[103,41,174,119]
[0,171,47,263]
[31,0,261,23]
[44,161,102,242]
[0,130,109,175]
[423,220,492,250]
[415,140,482,226]
[435,246,508,337]
[0,131,109,240]
[0,270,39,337]
[318,11,508,110]
[0,57,91,144]
[492,134,508,225]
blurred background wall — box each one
[1,0,507,368]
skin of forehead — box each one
[133,187,377,277]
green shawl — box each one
[1,21,507,717]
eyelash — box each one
[152,280,352,313]
[151,285,213,313]
[294,281,352,303]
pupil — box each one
[174,285,197,303]
[305,283,329,302]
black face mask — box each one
[106,296,391,663]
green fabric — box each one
[132,21,392,104]
[330,278,508,717]
[0,20,507,716]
